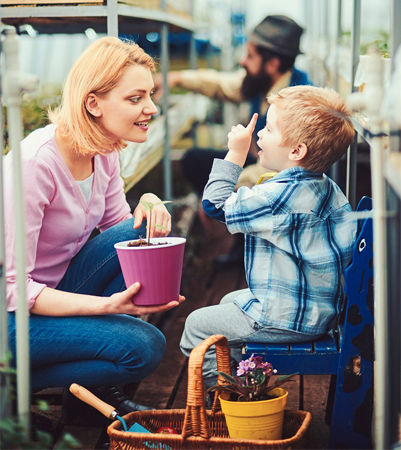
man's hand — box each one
[225,113,258,167]
[152,72,182,104]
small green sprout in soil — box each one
[129,200,172,246]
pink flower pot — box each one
[114,237,186,306]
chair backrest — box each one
[329,196,374,449]
[343,196,374,370]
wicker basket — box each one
[108,334,312,449]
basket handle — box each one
[182,334,231,439]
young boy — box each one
[180,85,357,388]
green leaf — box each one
[0,365,16,374]
[254,372,266,385]
[237,394,251,402]
[154,200,173,206]
[216,371,238,385]
[154,224,167,231]
[271,373,298,389]
[35,429,53,447]
[276,373,298,382]
[36,399,49,412]
[139,200,153,211]
[54,432,81,449]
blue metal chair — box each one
[243,197,374,449]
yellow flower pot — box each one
[219,387,288,440]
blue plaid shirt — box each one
[203,159,357,335]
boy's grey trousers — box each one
[180,289,318,388]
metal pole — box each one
[330,0,342,185]
[2,28,38,433]
[189,0,198,147]
[322,0,329,86]
[334,0,342,92]
[189,0,197,72]
[346,0,361,208]
[386,186,401,448]
[387,2,401,446]
[0,31,11,421]
[349,51,388,450]
[107,0,118,37]
[390,0,401,73]
[160,0,172,202]
[304,0,314,83]
[221,3,236,133]
[346,133,357,209]
[368,59,389,450]
[189,33,197,70]
[349,0,361,94]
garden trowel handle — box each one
[69,383,117,419]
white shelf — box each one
[1,2,195,33]
[384,152,401,198]
[351,114,390,146]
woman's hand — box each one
[107,282,185,315]
[133,193,171,238]
[31,284,184,317]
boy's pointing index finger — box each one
[246,113,258,132]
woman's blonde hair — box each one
[267,85,355,173]
[49,37,155,155]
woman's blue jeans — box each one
[8,218,166,392]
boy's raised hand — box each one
[225,113,258,167]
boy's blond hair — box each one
[267,86,355,173]
[49,37,155,155]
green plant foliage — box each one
[139,200,172,245]
[208,354,298,402]
[0,368,80,450]
[2,85,62,154]
[0,413,81,449]
[0,352,16,375]
[340,30,390,57]
[54,432,82,449]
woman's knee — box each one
[118,319,166,378]
[139,323,166,370]
[100,217,145,244]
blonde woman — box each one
[4,37,185,426]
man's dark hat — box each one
[249,15,304,57]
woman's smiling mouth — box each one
[134,121,150,129]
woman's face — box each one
[94,64,157,143]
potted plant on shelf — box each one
[208,354,297,441]
[114,200,186,306]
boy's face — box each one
[256,104,294,172]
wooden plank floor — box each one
[34,211,331,449]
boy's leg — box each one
[180,296,257,388]
[180,289,319,388]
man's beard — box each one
[240,71,274,101]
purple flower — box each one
[236,361,249,376]
[261,362,274,375]
[253,356,265,369]
[210,359,297,402]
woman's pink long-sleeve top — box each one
[4,124,132,311]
